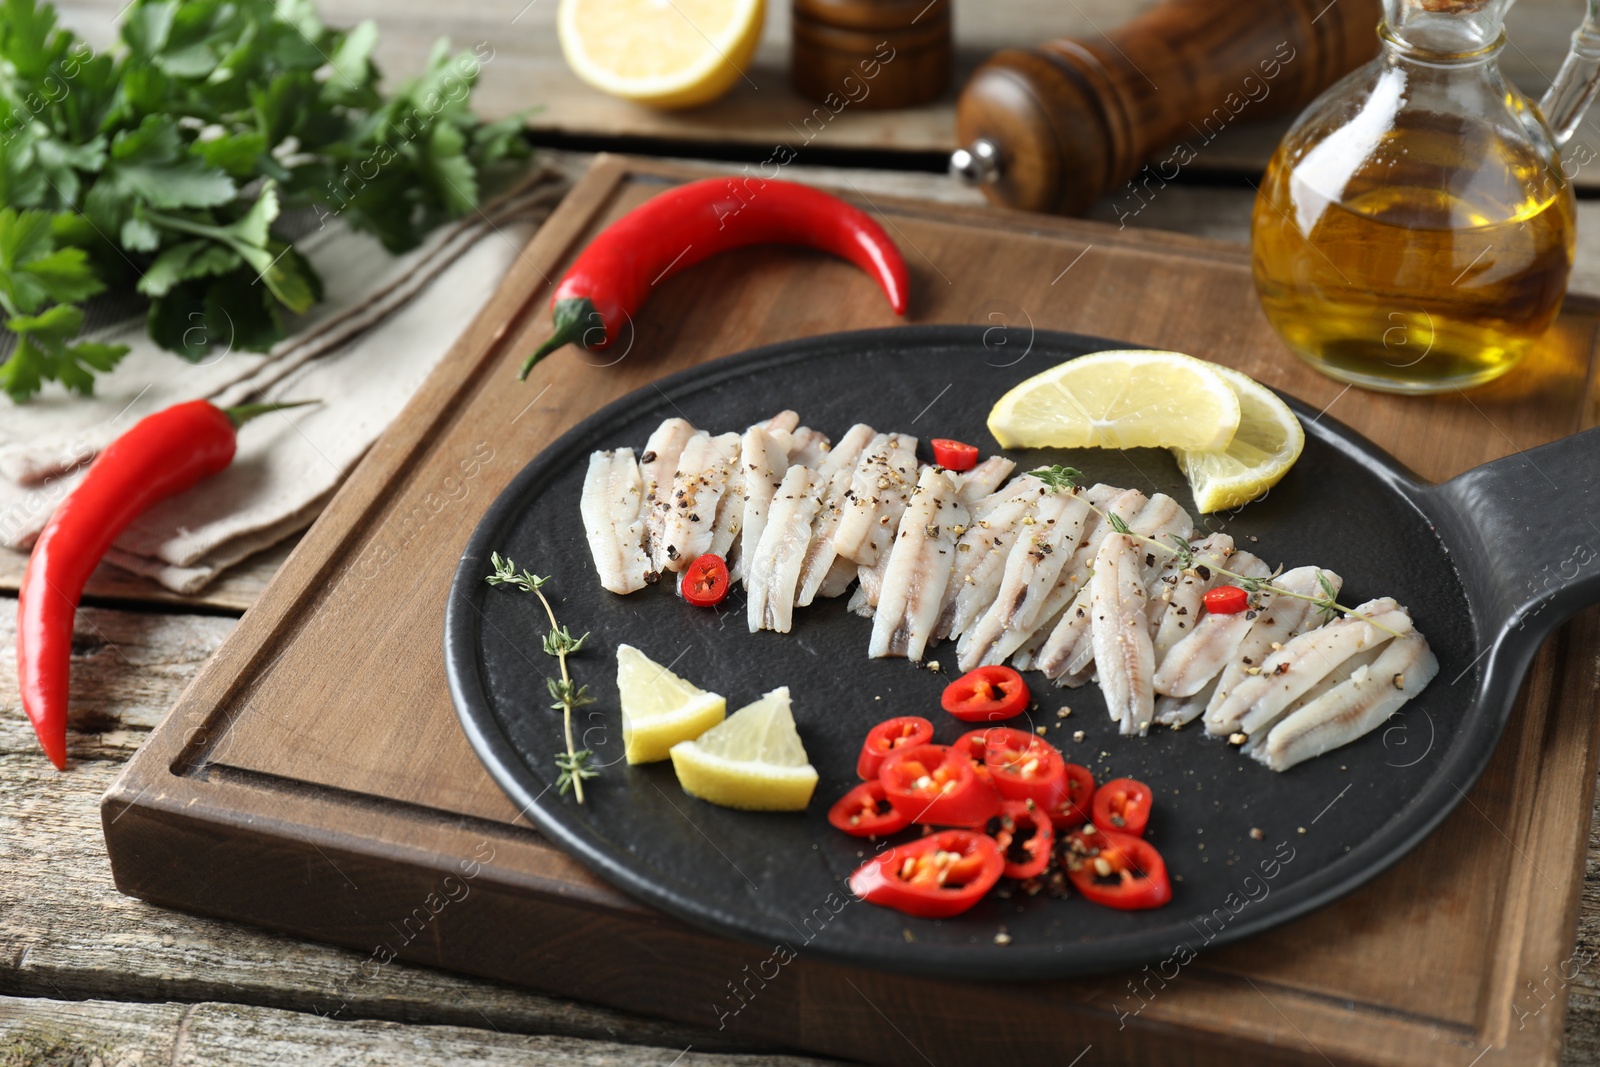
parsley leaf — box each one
[0,206,129,400]
[0,0,533,400]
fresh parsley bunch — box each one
[0,0,530,401]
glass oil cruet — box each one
[1251,0,1600,393]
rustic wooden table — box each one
[7,1,1600,1063]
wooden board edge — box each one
[592,152,1258,262]
[1480,614,1600,1060]
[98,762,1482,1067]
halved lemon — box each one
[1171,365,1305,514]
[669,686,818,811]
[987,349,1241,452]
[617,643,725,764]
[557,0,764,110]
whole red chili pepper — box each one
[16,399,312,769]
[518,177,910,377]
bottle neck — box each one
[1381,0,1510,61]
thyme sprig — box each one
[487,552,597,801]
[1026,466,1398,635]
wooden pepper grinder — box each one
[792,0,952,109]
[951,0,1381,215]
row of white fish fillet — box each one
[580,412,1439,772]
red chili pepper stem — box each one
[222,399,321,427]
[518,178,909,378]
[519,297,601,379]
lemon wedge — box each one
[1171,365,1305,514]
[617,643,725,764]
[557,0,764,110]
[669,686,818,811]
[987,349,1241,452]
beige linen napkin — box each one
[0,166,567,593]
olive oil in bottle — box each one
[1253,113,1573,393]
[1251,0,1583,394]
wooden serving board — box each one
[102,155,1600,1066]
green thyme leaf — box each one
[555,749,599,794]
[485,552,547,592]
[1165,534,1193,570]
[1027,465,1082,494]
[486,552,598,802]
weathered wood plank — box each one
[1562,778,1600,1065]
[0,995,840,1066]
[47,0,1593,172]
[0,599,758,1054]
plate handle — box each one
[1432,426,1600,640]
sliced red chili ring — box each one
[941,665,1030,722]
[1064,827,1172,910]
[952,729,995,784]
[975,727,1072,810]
[930,438,980,472]
[879,743,1001,827]
[682,553,729,607]
[857,716,935,780]
[848,828,1004,918]
[827,780,913,837]
[1047,762,1097,829]
[1203,584,1249,615]
[988,799,1054,880]
[1092,777,1153,837]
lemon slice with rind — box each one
[1171,365,1305,514]
[618,643,725,764]
[557,0,765,110]
[987,349,1241,452]
[670,686,818,811]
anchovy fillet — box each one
[957,490,1092,670]
[1150,551,1273,697]
[833,432,919,566]
[794,424,880,607]
[639,417,696,567]
[1199,566,1344,728]
[1255,633,1437,771]
[580,448,651,594]
[871,466,969,660]
[1213,597,1413,739]
[745,465,820,633]
[735,426,787,585]
[1088,533,1156,735]
[656,432,736,573]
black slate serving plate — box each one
[445,326,1600,981]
